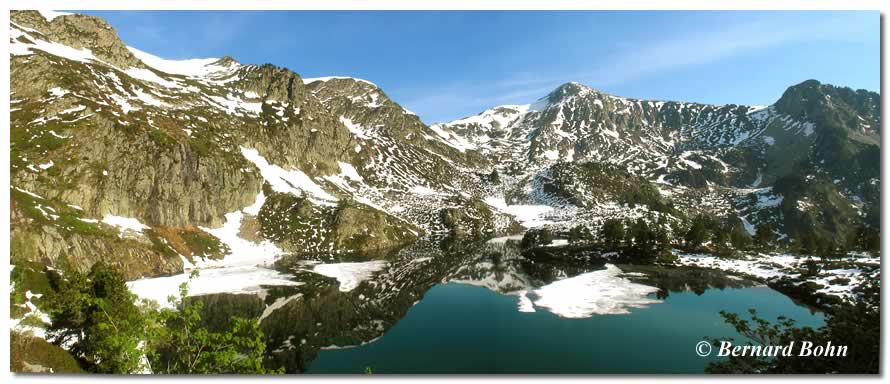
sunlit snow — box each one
[128,266,301,309]
[101,214,148,233]
[302,76,377,87]
[240,146,338,203]
[530,264,661,317]
[128,197,297,309]
[484,197,554,228]
[127,46,221,77]
[10,24,97,63]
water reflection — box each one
[192,237,761,372]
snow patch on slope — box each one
[127,46,221,77]
[340,116,373,140]
[101,214,148,233]
[10,24,97,63]
[444,104,530,129]
[426,124,477,152]
[302,76,377,87]
[240,147,338,203]
[124,67,180,89]
[129,195,297,309]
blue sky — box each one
[81,10,879,123]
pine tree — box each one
[566,225,593,244]
[655,215,672,254]
[630,218,654,256]
[684,214,709,250]
[45,262,147,374]
[728,218,752,251]
[754,223,775,249]
[600,219,625,249]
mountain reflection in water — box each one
[191,237,775,373]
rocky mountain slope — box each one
[9,11,513,279]
[433,78,880,248]
[9,10,881,282]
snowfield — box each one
[127,266,302,309]
[128,193,296,309]
[521,264,662,317]
[675,251,880,301]
[101,214,149,233]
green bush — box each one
[45,262,147,373]
[707,277,879,373]
[42,263,281,374]
[147,272,281,374]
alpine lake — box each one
[191,237,825,374]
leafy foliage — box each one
[707,277,879,373]
[147,272,281,374]
[580,216,673,262]
[626,218,655,257]
[42,263,280,374]
[726,216,752,251]
[566,225,594,245]
[753,223,776,249]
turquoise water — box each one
[308,283,824,374]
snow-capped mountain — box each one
[10,10,880,282]
[430,78,879,244]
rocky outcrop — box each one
[11,107,263,228]
[330,203,419,255]
[10,225,183,280]
[11,11,143,69]
[439,197,496,239]
[257,193,418,259]
[10,200,183,280]
[237,66,358,176]
[306,78,488,190]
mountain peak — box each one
[125,46,237,78]
[216,56,240,66]
[795,79,823,88]
[529,81,599,112]
[775,79,881,127]
[301,76,379,89]
[774,79,823,115]
[551,81,596,96]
